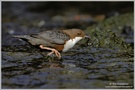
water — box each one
[2,2,133,89]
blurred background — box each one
[2,2,133,45]
[2,1,134,89]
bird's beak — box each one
[84,35,91,46]
[84,35,90,39]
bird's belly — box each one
[62,37,82,52]
[62,41,75,52]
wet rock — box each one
[2,2,133,89]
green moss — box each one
[85,13,133,52]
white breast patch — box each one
[62,37,83,52]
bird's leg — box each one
[39,45,61,59]
[47,49,61,59]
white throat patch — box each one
[62,37,83,52]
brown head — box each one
[62,29,90,39]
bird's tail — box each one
[12,35,31,40]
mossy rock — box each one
[85,13,133,53]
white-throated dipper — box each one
[13,29,90,59]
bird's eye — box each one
[77,32,81,36]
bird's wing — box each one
[30,30,70,44]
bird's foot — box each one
[39,45,61,59]
[47,49,61,59]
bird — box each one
[13,29,90,59]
